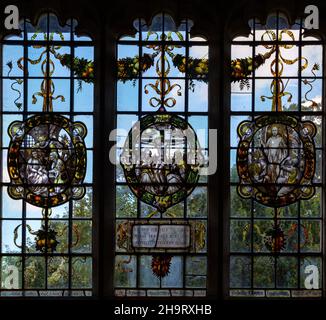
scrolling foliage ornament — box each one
[237,115,316,207]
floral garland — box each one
[116,53,208,91]
[8,50,317,101]
[55,51,317,96]
[231,53,267,89]
[117,53,154,85]
[24,51,261,93]
[59,54,94,79]
[115,52,270,91]
[57,53,94,91]
[172,54,208,91]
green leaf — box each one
[175,31,184,41]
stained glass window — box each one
[230,12,323,298]
[114,13,209,297]
[0,13,94,296]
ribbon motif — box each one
[260,30,308,111]
[143,33,183,110]
[16,32,66,112]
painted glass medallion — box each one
[7,114,87,207]
[121,113,202,212]
[237,115,316,207]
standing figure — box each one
[263,126,287,183]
